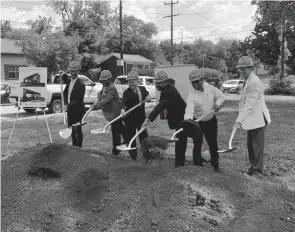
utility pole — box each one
[280,7,285,80]
[180,29,183,64]
[119,0,124,75]
[164,1,179,66]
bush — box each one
[264,78,295,96]
[200,68,229,81]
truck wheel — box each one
[49,99,63,114]
[23,108,36,113]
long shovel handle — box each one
[60,72,66,126]
[103,99,149,131]
[171,110,215,141]
[228,127,237,149]
[127,126,147,148]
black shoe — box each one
[214,167,222,173]
[112,148,120,156]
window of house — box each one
[4,65,20,80]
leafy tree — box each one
[1,20,13,38]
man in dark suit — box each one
[91,70,126,155]
[121,71,152,161]
[63,61,85,147]
[142,71,187,168]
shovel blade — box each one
[90,128,107,134]
[116,144,137,151]
[218,147,239,153]
[59,128,72,139]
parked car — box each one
[114,75,156,99]
[1,83,11,104]
[10,74,102,113]
[205,77,222,89]
[221,79,244,93]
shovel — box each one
[170,110,215,142]
[59,72,72,139]
[116,126,146,151]
[71,107,93,127]
[117,110,216,151]
[218,127,239,153]
[90,99,148,134]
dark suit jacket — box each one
[148,84,186,129]
[122,86,149,123]
[63,77,86,126]
[95,82,121,122]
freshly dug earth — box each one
[2,144,295,232]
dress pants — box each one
[111,119,127,151]
[125,117,149,160]
[247,122,267,173]
[197,115,219,169]
[71,125,83,148]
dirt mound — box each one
[2,144,295,232]
[70,168,109,193]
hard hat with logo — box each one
[154,71,168,83]
[236,56,254,68]
[189,69,204,82]
[127,71,139,81]
[67,61,81,71]
[100,70,112,81]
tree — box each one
[252,0,295,77]
[1,20,13,38]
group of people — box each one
[62,55,271,176]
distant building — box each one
[96,53,155,79]
[1,39,27,83]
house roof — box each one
[97,53,154,65]
[1,39,23,55]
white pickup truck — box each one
[10,74,102,113]
[114,75,156,99]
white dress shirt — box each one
[68,77,78,103]
[184,82,225,121]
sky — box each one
[1,0,258,44]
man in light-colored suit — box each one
[233,56,271,176]
[91,70,127,155]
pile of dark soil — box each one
[2,143,295,232]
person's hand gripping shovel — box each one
[90,99,148,135]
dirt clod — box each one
[196,192,206,206]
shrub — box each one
[264,78,295,96]
[200,68,229,81]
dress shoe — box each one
[112,148,120,156]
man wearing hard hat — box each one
[63,61,86,147]
[121,71,152,162]
[184,69,225,172]
[91,70,127,155]
[142,71,187,168]
[233,56,271,176]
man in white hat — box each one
[121,70,152,162]
[91,70,127,155]
[62,61,86,147]
[233,56,271,176]
[142,71,187,168]
[184,69,225,172]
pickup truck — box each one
[10,74,102,113]
[114,75,156,99]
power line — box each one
[178,1,217,25]
[157,29,253,41]
[182,4,252,15]
[160,22,255,31]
